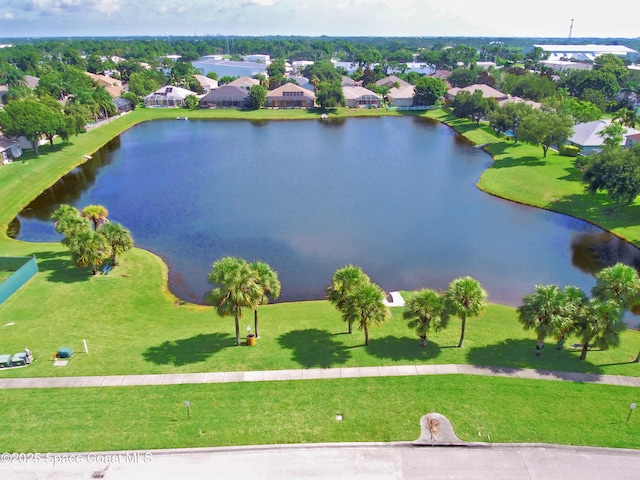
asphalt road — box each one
[1,442,639,480]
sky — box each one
[0,0,638,39]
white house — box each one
[144,86,198,108]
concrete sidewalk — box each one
[1,442,639,480]
[0,364,638,389]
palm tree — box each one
[327,265,371,334]
[343,281,389,346]
[205,257,261,346]
[592,263,640,310]
[576,299,626,361]
[517,284,581,355]
[68,228,112,275]
[81,204,109,230]
[445,276,487,348]
[554,285,586,350]
[97,221,134,266]
[249,261,281,338]
[403,289,450,347]
[52,205,91,243]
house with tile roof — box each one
[376,75,411,89]
[447,84,508,101]
[226,76,261,91]
[266,83,315,108]
[193,74,218,94]
[199,85,251,109]
[387,85,416,107]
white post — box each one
[83,339,89,354]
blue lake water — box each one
[15,116,640,317]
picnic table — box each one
[0,354,11,367]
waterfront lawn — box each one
[1,376,638,452]
[0,243,638,378]
[425,110,640,246]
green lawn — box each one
[0,107,639,452]
[425,109,640,246]
[1,376,638,453]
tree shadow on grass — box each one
[551,193,640,230]
[34,250,91,284]
[143,333,232,366]
[466,338,604,376]
[277,329,351,368]
[366,336,441,361]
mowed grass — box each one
[1,376,638,453]
[425,109,640,246]
[0,242,638,378]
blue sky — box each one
[1,0,638,39]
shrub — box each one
[559,145,581,157]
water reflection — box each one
[571,232,640,274]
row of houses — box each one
[144,76,388,109]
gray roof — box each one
[202,85,249,100]
[569,119,640,148]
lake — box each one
[15,116,640,317]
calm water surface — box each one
[16,117,640,315]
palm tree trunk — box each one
[458,315,466,347]
[234,312,241,346]
[420,335,427,347]
[580,343,589,361]
[348,319,353,334]
[254,309,259,338]
[364,324,369,346]
[536,338,544,356]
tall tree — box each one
[413,76,446,106]
[68,228,112,275]
[327,265,371,334]
[249,261,281,338]
[583,145,640,205]
[575,299,625,361]
[403,289,450,347]
[206,257,261,346]
[97,221,134,267]
[517,284,583,355]
[81,205,109,230]
[519,109,574,157]
[0,98,65,155]
[343,281,389,346]
[445,276,487,348]
[591,262,640,309]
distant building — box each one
[534,44,638,62]
[243,54,270,64]
[192,57,267,79]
